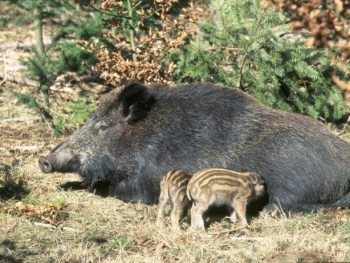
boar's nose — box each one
[38,156,53,173]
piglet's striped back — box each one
[161,170,193,200]
[187,168,261,201]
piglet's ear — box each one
[119,81,156,124]
[248,172,260,185]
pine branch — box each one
[34,3,46,59]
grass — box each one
[1,157,350,262]
[1,82,350,262]
[53,101,96,136]
[12,92,36,109]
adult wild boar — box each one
[39,81,350,213]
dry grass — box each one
[1,157,350,262]
[1,85,350,263]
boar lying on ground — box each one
[156,170,193,230]
[187,168,265,229]
[39,80,350,213]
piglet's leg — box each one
[227,206,237,223]
[170,203,182,231]
[230,210,238,223]
[233,197,248,227]
[190,202,207,230]
[156,195,167,227]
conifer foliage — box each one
[16,0,350,126]
[172,0,348,122]
[14,0,104,135]
[18,0,100,86]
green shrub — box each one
[13,0,104,136]
[171,0,348,122]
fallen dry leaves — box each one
[88,0,205,85]
[3,201,67,225]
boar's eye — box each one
[94,121,109,132]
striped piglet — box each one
[156,170,193,231]
[187,168,265,230]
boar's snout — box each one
[39,156,53,173]
[38,140,80,173]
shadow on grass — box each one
[0,163,29,202]
[201,193,269,229]
[0,240,23,263]
[59,181,110,197]
[0,239,39,263]
[0,182,29,202]
[0,255,23,263]
[247,193,269,217]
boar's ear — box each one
[119,81,156,124]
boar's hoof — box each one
[38,156,53,173]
